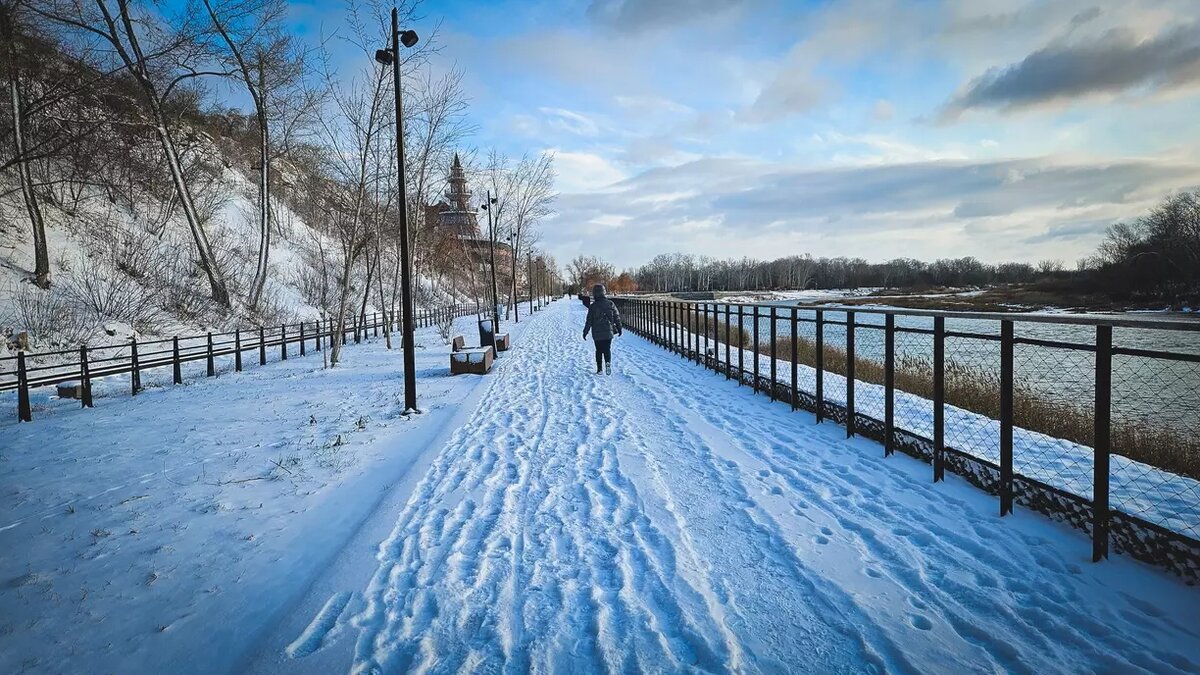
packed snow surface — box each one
[3,300,1199,674]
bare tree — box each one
[502,150,554,319]
[316,1,400,366]
[203,0,319,309]
[38,0,233,306]
[1,0,50,287]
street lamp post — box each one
[480,194,501,331]
[376,8,420,414]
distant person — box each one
[583,283,622,374]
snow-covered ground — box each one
[0,312,531,674]
[719,288,880,304]
[3,299,1198,674]
[254,300,1198,674]
[675,333,1200,538]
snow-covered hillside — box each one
[1,155,326,354]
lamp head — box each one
[374,48,394,65]
[400,30,419,48]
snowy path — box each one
[280,300,1200,674]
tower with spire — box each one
[425,152,511,272]
[428,153,479,238]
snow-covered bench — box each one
[450,334,493,375]
[494,333,511,352]
[451,347,493,375]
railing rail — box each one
[613,296,1200,580]
[1,303,489,420]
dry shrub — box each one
[436,306,455,344]
[60,262,163,333]
[4,283,90,347]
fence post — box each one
[354,314,361,344]
[281,324,288,361]
[316,319,322,352]
[734,303,744,384]
[884,314,895,456]
[691,303,699,363]
[1093,324,1112,562]
[681,302,691,355]
[705,302,715,369]
[724,304,732,378]
[846,311,856,438]
[235,330,242,372]
[173,336,182,384]
[1000,319,1014,517]
[374,312,379,338]
[17,351,32,422]
[816,309,824,423]
[769,306,777,401]
[300,322,306,356]
[207,332,215,377]
[703,304,711,368]
[934,317,945,482]
[790,308,798,410]
[131,336,142,393]
[259,327,267,366]
[684,303,691,360]
[80,345,93,408]
[659,301,665,346]
[752,306,760,393]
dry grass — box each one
[758,334,1200,481]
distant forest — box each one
[615,192,1200,305]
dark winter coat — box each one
[583,285,622,341]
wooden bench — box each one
[450,334,493,375]
[494,333,511,352]
[450,346,494,375]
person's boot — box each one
[605,362,612,375]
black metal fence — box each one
[613,297,1200,580]
[1,304,485,423]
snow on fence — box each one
[613,297,1200,580]
[0,304,483,422]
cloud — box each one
[542,154,1200,268]
[872,99,895,121]
[552,150,628,193]
[741,70,826,123]
[538,107,602,137]
[586,0,747,32]
[943,22,1200,119]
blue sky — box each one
[289,0,1200,270]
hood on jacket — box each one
[592,284,607,300]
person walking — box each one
[583,283,622,374]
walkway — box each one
[296,300,1200,674]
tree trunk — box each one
[3,6,50,288]
[98,0,230,306]
[249,88,270,307]
[376,237,392,349]
[149,98,231,307]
